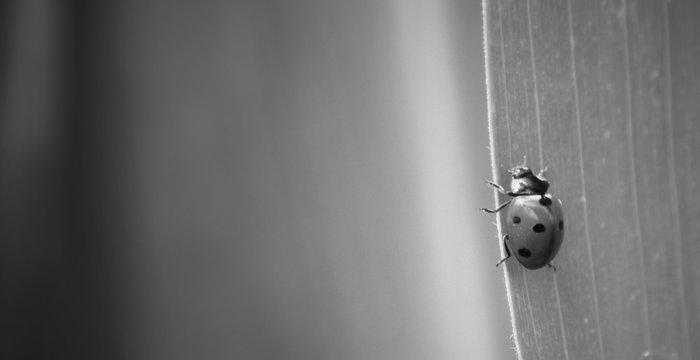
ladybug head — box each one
[508,166,533,179]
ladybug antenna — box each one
[520,155,527,168]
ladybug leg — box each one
[480,199,512,214]
[496,235,511,267]
[485,180,507,195]
[537,166,548,178]
[538,195,553,206]
[547,263,557,272]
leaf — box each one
[483,0,700,359]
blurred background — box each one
[0,1,512,359]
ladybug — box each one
[481,162,564,270]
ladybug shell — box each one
[505,194,564,269]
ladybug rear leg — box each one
[547,263,557,272]
[480,199,512,214]
[496,235,511,267]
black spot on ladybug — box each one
[533,223,546,233]
[539,196,553,206]
[518,248,532,258]
[512,216,521,224]
[559,220,564,230]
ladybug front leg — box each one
[485,180,508,195]
[496,235,511,267]
[480,199,512,214]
